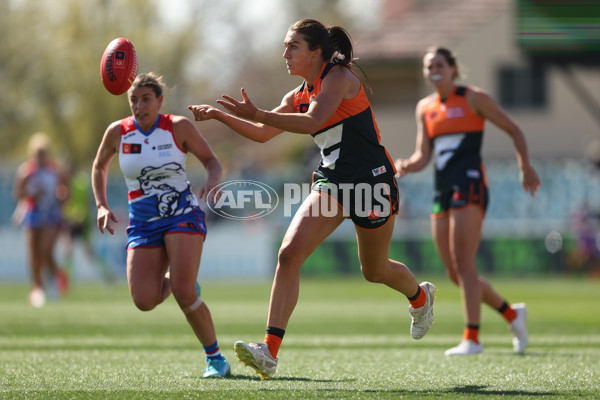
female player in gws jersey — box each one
[396,47,540,356]
[92,73,230,377]
[189,19,436,379]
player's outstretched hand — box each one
[217,88,260,121]
[188,105,219,122]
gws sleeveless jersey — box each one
[293,62,396,183]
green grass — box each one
[1,276,599,399]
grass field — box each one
[1,276,599,399]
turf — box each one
[1,277,599,399]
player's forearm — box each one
[91,165,110,209]
[509,128,533,171]
[215,110,283,143]
[204,157,223,185]
[256,109,320,135]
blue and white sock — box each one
[203,341,224,361]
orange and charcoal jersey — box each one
[293,62,399,229]
[422,85,489,216]
[293,62,397,184]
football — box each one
[100,37,138,95]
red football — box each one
[100,38,138,95]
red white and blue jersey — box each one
[20,161,62,227]
[118,114,199,223]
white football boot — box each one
[510,303,528,354]
[445,339,484,356]
[234,341,278,379]
[409,282,437,339]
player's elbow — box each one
[254,135,271,143]
[300,119,322,135]
[253,128,282,143]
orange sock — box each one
[463,326,480,344]
[408,285,427,309]
[263,334,282,359]
[499,302,517,323]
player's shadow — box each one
[225,375,354,383]
[448,385,556,397]
[296,384,557,397]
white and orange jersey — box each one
[118,114,199,222]
[293,62,396,183]
[421,85,487,192]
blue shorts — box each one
[22,209,62,228]
[126,208,207,250]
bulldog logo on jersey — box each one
[137,162,194,218]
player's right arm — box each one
[395,98,432,177]
[12,163,28,202]
[188,89,297,143]
[92,121,120,234]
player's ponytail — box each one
[328,26,354,67]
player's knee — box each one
[360,264,386,283]
[132,296,159,312]
[446,270,459,286]
[179,296,203,314]
[172,286,199,311]
[277,244,303,270]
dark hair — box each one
[129,72,166,97]
[426,46,461,80]
[289,19,354,67]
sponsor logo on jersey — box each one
[467,169,480,179]
[122,143,141,154]
[372,165,387,177]
[446,107,465,119]
[427,111,438,121]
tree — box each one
[0,0,203,168]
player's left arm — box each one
[468,87,540,196]
[173,116,223,202]
[218,67,354,134]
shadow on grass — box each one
[312,384,557,397]
[200,374,355,383]
[449,385,556,397]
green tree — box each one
[0,0,202,168]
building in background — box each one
[354,0,600,160]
